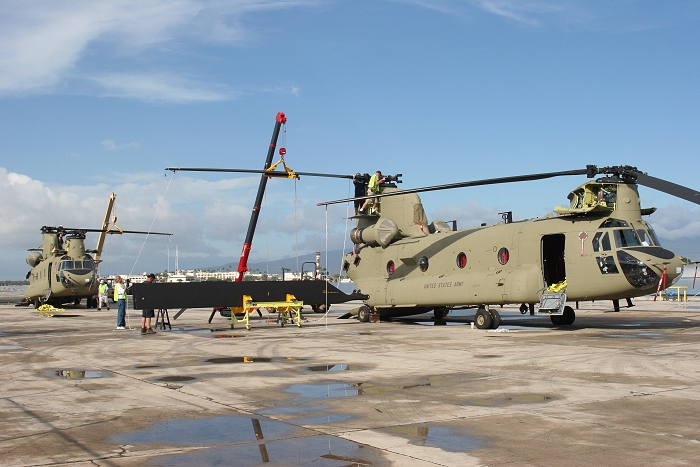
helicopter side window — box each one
[456,252,467,269]
[386,260,395,275]
[614,229,642,248]
[596,256,619,274]
[592,232,612,252]
[599,219,629,228]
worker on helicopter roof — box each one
[358,170,387,214]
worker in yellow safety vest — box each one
[358,170,387,214]
[114,276,127,329]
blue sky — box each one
[1,1,699,280]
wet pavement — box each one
[1,299,700,466]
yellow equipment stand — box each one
[230,294,304,330]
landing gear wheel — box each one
[34,299,41,309]
[550,315,563,325]
[474,307,492,329]
[488,309,501,329]
[519,303,529,314]
[562,306,575,325]
[357,305,371,323]
[311,304,328,314]
[433,307,448,320]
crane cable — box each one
[129,172,176,275]
[307,180,353,325]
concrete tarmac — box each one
[1,298,700,466]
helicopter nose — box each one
[617,248,683,289]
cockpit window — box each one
[614,229,642,248]
[648,227,662,246]
[600,218,629,228]
[636,230,655,247]
[60,261,75,270]
[592,232,612,252]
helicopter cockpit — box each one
[591,218,676,289]
[56,256,95,276]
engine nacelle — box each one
[26,252,42,267]
[350,218,399,248]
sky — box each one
[1,0,699,280]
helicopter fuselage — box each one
[344,182,683,318]
[24,230,98,307]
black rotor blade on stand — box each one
[634,173,700,206]
[318,167,592,206]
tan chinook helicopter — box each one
[23,194,171,309]
[319,165,700,328]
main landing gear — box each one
[474,306,501,329]
[550,306,575,326]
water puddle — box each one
[381,425,485,452]
[133,364,161,369]
[286,377,449,399]
[205,356,304,364]
[0,345,25,350]
[293,413,354,425]
[51,369,110,379]
[464,394,553,407]
[602,332,666,339]
[109,415,376,466]
[157,376,197,382]
[173,328,231,335]
[306,364,353,372]
[258,405,329,416]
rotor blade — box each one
[75,228,172,236]
[317,168,591,206]
[166,167,353,180]
[635,173,700,206]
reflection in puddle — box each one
[53,369,110,379]
[157,376,197,382]
[602,333,666,339]
[286,377,449,399]
[382,425,484,452]
[258,405,328,415]
[465,394,553,407]
[293,413,354,425]
[0,345,25,350]
[286,382,359,398]
[306,364,350,372]
[205,356,303,364]
[110,415,375,466]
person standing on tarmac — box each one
[114,276,127,330]
[98,279,109,310]
[141,274,157,335]
[359,170,387,214]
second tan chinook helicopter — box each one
[23,193,171,309]
[319,165,699,328]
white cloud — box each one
[0,167,345,279]
[0,0,323,100]
[88,72,236,103]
